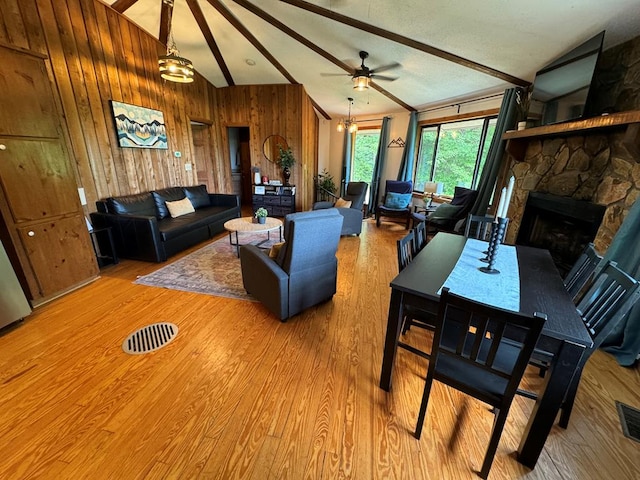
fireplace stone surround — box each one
[502,125,640,257]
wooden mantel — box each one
[502,110,640,161]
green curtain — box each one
[600,197,640,366]
[470,88,519,216]
[397,111,418,181]
[369,116,391,214]
[340,130,353,197]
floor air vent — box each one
[616,401,640,443]
[122,322,178,354]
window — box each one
[352,129,380,184]
[351,129,380,204]
[414,117,497,195]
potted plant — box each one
[316,168,337,198]
[277,145,296,186]
[254,207,268,224]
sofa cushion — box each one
[158,206,233,241]
[183,185,211,209]
[450,186,477,207]
[166,197,195,218]
[152,187,186,220]
[106,192,156,217]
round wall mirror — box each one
[263,135,288,162]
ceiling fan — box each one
[323,51,400,90]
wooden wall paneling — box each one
[105,7,142,194]
[77,0,119,204]
[68,0,117,206]
[38,0,111,208]
[0,0,30,50]
[18,0,48,55]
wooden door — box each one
[0,45,97,303]
[191,123,214,190]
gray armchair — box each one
[239,209,344,321]
[312,181,368,235]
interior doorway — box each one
[227,126,251,205]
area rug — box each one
[134,231,281,301]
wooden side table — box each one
[223,217,283,257]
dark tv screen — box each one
[530,31,605,125]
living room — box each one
[1,1,640,478]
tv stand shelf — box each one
[502,110,640,162]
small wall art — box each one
[110,100,168,149]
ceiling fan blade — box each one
[371,74,398,82]
[321,72,352,77]
[370,62,401,74]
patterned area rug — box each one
[134,231,281,301]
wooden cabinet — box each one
[252,186,296,217]
[0,45,97,304]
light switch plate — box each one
[184,163,192,171]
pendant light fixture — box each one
[158,2,194,84]
[337,97,358,133]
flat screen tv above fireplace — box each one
[530,31,605,126]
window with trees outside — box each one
[351,129,380,203]
[414,116,497,195]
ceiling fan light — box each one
[353,75,369,91]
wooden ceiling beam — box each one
[159,0,173,47]
[110,0,140,14]
[279,0,530,87]
[186,0,235,86]
[204,0,298,85]
[231,0,415,113]
[309,97,331,120]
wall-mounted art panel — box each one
[110,101,168,149]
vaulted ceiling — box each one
[107,0,640,119]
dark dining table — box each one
[379,232,594,469]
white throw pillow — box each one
[165,197,195,218]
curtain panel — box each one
[397,111,418,182]
[369,116,391,214]
[470,88,519,217]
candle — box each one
[496,187,506,218]
[503,176,515,218]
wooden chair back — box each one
[415,288,546,479]
[412,221,428,253]
[464,214,495,240]
[563,243,603,303]
[397,230,416,272]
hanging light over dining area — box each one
[337,97,358,133]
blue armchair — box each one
[239,209,344,321]
[376,180,413,229]
[313,181,368,235]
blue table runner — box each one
[438,238,520,312]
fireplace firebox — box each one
[516,192,605,276]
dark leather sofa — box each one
[90,185,240,262]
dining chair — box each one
[523,260,640,429]
[396,230,436,359]
[563,242,603,303]
[414,288,546,479]
[464,214,495,240]
[397,230,416,271]
[413,220,428,253]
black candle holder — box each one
[479,217,508,274]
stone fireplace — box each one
[504,129,640,259]
[516,192,606,275]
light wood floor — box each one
[1,218,639,479]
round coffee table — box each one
[223,216,283,257]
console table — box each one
[252,185,295,217]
